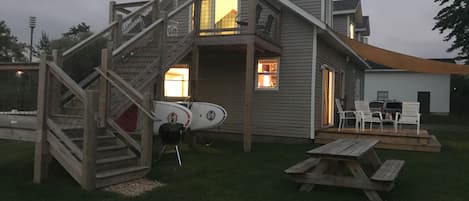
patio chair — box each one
[335,98,358,131]
[394,102,421,135]
[355,100,383,131]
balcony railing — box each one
[197,0,281,44]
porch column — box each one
[243,0,257,152]
[34,54,51,183]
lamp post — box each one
[29,16,36,62]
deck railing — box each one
[198,0,281,44]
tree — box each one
[49,22,105,82]
[0,21,26,62]
[433,0,469,64]
[63,22,91,40]
[35,32,52,56]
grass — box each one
[1,122,469,201]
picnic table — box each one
[284,139,405,201]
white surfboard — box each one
[183,102,227,131]
[153,101,192,133]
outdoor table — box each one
[284,138,405,201]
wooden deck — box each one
[315,127,441,152]
[0,114,37,142]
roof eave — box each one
[277,0,370,69]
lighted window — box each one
[164,65,189,97]
[349,22,355,39]
[256,58,279,90]
[199,0,238,35]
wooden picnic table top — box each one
[307,139,379,160]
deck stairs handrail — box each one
[35,0,196,190]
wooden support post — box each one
[49,50,62,115]
[243,43,255,152]
[34,54,51,184]
[243,0,257,152]
[193,0,201,35]
[140,91,154,167]
[189,46,200,150]
[98,48,111,128]
[160,11,169,66]
[154,11,169,101]
[190,46,199,99]
[247,0,257,35]
[81,90,99,190]
[114,14,123,47]
[109,1,116,23]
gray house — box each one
[160,0,370,144]
[25,0,375,188]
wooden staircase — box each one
[35,0,195,190]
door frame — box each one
[321,65,335,127]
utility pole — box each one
[29,16,36,62]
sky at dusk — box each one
[0,0,458,59]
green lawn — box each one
[1,123,469,201]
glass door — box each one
[199,0,238,35]
[322,68,335,127]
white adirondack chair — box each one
[354,100,383,131]
[394,102,421,135]
[335,99,358,131]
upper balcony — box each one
[193,0,281,53]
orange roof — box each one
[338,35,469,74]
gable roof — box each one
[276,0,370,69]
[339,35,469,74]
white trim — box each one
[333,9,356,15]
[310,26,318,139]
[328,0,333,26]
[346,15,351,38]
[320,66,335,128]
[324,28,371,69]
[278,0,369,69]
[277,0,327,30]
[321,0,325,22]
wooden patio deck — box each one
[315,127,441,152]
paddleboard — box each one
[180,102,227,131]
[153,101,192,133]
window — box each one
[164,65,189,97]
[377,91,388,101]
[349,22,355,39]
[256,58,279,90]
[199,0,238,35]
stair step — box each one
[97,155,136,165]
[96,144,130,159]
[98,144,128,152]
[70,135,116,142]
[95,166,149,188]
[96,154,138,172]
[96,166,148,179]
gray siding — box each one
[315,39,364,129]
[291,0,322,20]
[252,11,313,139]
[196,53,245,134]
[333,15,348,35]
[196,11,314,139]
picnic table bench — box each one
[284,139,405,201]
